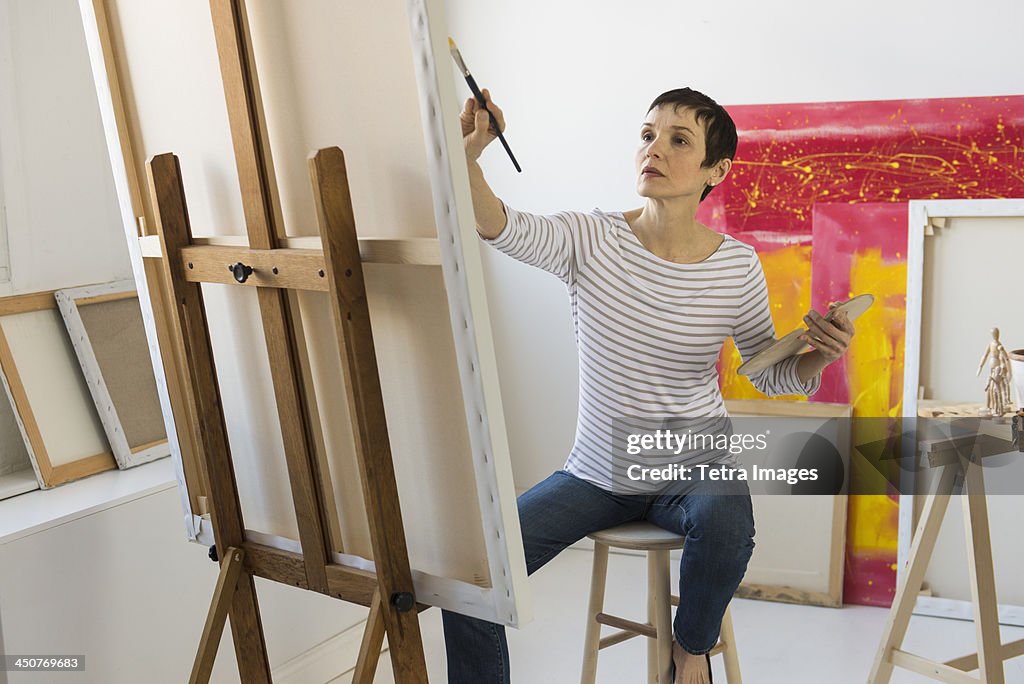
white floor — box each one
[339,546,1024,683]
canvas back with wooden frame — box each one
[901,199,1024,627]
[78,0,531,640]
[725,398,851,608]
[0,291,115,488]
[55,280,169,469]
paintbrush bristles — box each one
[448,37,470,76]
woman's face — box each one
[634,104,725,202]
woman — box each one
[446,86,854,684]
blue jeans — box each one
[442,469,755,683]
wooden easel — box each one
[869,417,1024,683]
[144,1,429,682]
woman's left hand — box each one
[799,303,855,363]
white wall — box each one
[0,482,368,684]
[0,140,9,284]
[443,0,1024,490]
[0,0,131,298]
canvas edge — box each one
[404,0,532,627]
[76,0,201,540]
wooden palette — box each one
[737,294,874,377]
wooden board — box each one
[56,281,169,469]
[725,399,851,607]
[80,0,530,625]
[737,294,874,377]
[0,292,115,488]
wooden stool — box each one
[581,521,742,683]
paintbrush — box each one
[449,37,522,173]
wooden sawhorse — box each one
[869,419,1023,683]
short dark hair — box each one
[647,88,737,202]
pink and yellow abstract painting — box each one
[699,95,1024,605]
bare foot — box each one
[672,640,710,684]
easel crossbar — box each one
[180,245,329,291]
[242,542,378,606]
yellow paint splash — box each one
[720,244,909,558]
[846,248,907,555]
[720,245,812,401]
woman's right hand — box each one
[461,88,506,162]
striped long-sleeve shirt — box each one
[481,203,821,491]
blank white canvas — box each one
[0,309,107,465]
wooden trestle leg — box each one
[353,590,388,684]
[190,547,246,684]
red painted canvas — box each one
[702,95,1024,605]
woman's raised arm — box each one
[461,88,508,239]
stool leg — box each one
[581,542,609,684]
[649,549,672,683]
[719,605,741,683]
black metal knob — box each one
[208,544,219,562]
[390,591,415,613]
[231,262,254,283]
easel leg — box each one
[352,590,388,684]
[868,464,957,684]
[190,547,245,684]
[961,456,1005,684]
[310,147,427,683]
[150,152,273,684]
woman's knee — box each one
[685,494,755,555]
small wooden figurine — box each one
[976,327,1014,416]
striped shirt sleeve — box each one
[732,250,822,397]
[478,201,601,285]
